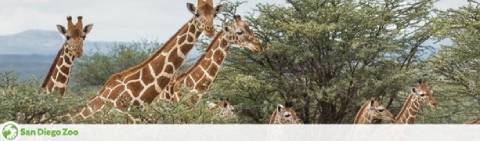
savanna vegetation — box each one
[0,0,479,124]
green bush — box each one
[0,72,87,124]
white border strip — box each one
[10,124,480,141]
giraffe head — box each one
[187,0,224,37]
[207,100,235,111]
[56,16,94,58]
[274,103,300,124]
[365,99,394,124]
[207,99,235,117]
[411,80,438,110]
[223,15,263,52]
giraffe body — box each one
[465,118,480,124]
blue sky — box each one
[0,0,468,42]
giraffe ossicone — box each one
[41,16,94,96]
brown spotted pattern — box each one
[155,15,262,104]
[62,1,223,123]
[395,80,438,124]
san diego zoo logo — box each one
[1,121,79,140]
[1,121,18,141]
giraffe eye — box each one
[378,109,384,112]
[66,36,71,40]
[236,31,244,35]
[420,94,426,97]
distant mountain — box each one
[0,54,53,80]
[0,30,116,55]
[0,30,203,80]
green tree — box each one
[424,1,480,123]
[210,0,439,123]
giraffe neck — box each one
[63,18,202,123]
[41,44,75,96]
[269,111,280,124]
[353,102,372,124]
[395,94,421,124]
[160,31,231,102]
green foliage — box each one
[421,1,480,123]
[72,41,158,86]
[78,95,238,124]
[0,72,86,124]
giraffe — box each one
[465,118,480,124]
[268,103,301,124]
[41,16,93,96]
[353,98,394,124]
[394,80,438,124]
[62,0,224,123]
[155,15,262,104]
[207,99,235,117]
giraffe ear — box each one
[276,104,284,112]
[370,99,375,106]
[411,88,417,93]
[186,3,197,15]
[56,25,67,35]
[84,24,94,34]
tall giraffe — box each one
[62,0,224,123]
[353,98,394,124]
[155,15,262,103]
[268,103,301,124]
[41,16,93,96]
[394,80,438,124]
[207,99,235,117]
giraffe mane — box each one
[41,46,65,88]
[113,19,194,78]
[354,100,370,123]
[395,93,414,120]
[175,31,225,81]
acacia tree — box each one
[210,0,437,123]
[424,1,480,123]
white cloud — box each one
[0,0,467,42]
[0,0,286,42]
